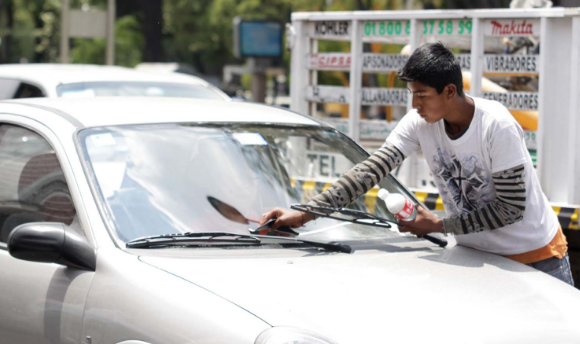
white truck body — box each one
[288,8,580,231]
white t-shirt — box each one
[386,97,558,255]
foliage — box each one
[161,0,326,74]
[4,0,62,63]
[0,0,450,78]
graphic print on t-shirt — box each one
[431,148,493,215]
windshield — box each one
[79,124,412,243]
[57,82,226,100]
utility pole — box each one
[250,58,268,103]
[106,0,115,65]
[60,0,70,63]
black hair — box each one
[398,42,464,96]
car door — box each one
[0,78,46,100]
[0,78,21,100]
[0,123,94,344]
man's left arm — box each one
[399,164,526,235]
[443,164,526,235]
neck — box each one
[444,95,475,137]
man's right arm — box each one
[260,110,419,229]
[308,142,405,209]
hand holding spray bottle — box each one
[377,188,448,247]
[377,188,417,221]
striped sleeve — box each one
[308,142,405,209]
[443,164,526,235]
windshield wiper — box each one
[291,204,396,228]
[291,204,448,248]
[126,232,262,248]
[205,196,352,253]
[126,231,353,253]
[255,234,353,253]
[249,219,352,253]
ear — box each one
[445,84,457,100]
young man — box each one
[260,42,573,286]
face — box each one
[407,81,453,123]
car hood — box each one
[139,242,580,344]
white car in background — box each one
[0,97,579,344]
[0,64,230,101]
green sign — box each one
[364,21,410,37]
[364,20,473,37]
[421,19,472,35]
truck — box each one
[286,7,580,279]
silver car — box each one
[0,97,579,344]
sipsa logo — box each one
[490,19,534,36]
[310,54,351,69]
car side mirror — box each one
[7,222,96,271]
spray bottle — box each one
[377,188,417,221]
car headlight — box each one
[255,327,338,344]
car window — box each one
[57,82,226,100]
[0,79,21,99]
[13,82,45,99]
[79,124,407,243]
[0,125,77,244]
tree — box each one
[162,0,327,75]
[141,0,164,62]
[0,0,500,76]
[13,0,62,63]
[0,0,15,63]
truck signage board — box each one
[362,54,408,72]
[307,21,351,40]
[306,86,407,106]
[419,19,473,36]
[363,20,410,38]
[307,53,538,74]
[307,53,351,70]
[482,91,539,111]
[361,88,408,106]
[455,54,471,70]
[483,54,539,74]
[321,118,399,141]
[306,86,349,104]
[483,19,540,37]
[307,53,408,72]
